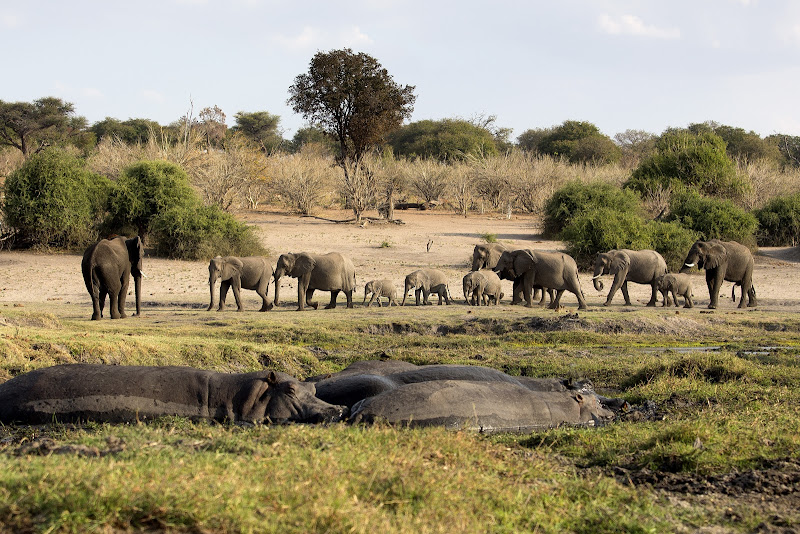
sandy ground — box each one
[1,208,799,313]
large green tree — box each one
[90,117,161,145]
[523,120,621,164]
[388,119,499,161]
[231,111,284,153]
[0,97,87,157]
[288,48,416,221]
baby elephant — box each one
[402,269,452,306]
[463,270,504,306]
[363,279,398,307]
[657,273,694,308]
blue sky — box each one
[2,0,799,140]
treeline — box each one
[1,92,799,263]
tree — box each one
[688,121,780,163]
[197,106,227,149]
[614,129,657,167]
[537,120,621,164]
[388,119,498,161]
[516,127,553,154]
[2,148,111,248]
[288,48,416,222]
[0,97,86,157]
[231,111,284,153]
[90,117,160,145]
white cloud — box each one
[1,12,20,28]
[598,14,681,40]
[83,87,104,98]
[273,25,373,52]
[141,90,166,103]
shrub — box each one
[626,130,749,200]
[561,208,653,268]
[754,193,800,246]
[542,181,641,237]
[667,190,758,246]
[2,148,111,249]
[149,203,267,260]
[645,220,700,271]
[106,160,196,241]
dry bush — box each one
[737,158,800,210]
[87,136,142,180]
[509,153,571,215]
[0,147,24,181]
[446,162,474,217]
[469,152,516,216]
[369,153,408,220]
[408,158,449,203]
[269,145,336,215]
[193,134,268,211]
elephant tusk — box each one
[684,263,695,268]
[591,273,603,279]
[140,272,148,279]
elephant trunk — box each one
[273,271,282,306]
[207,272,217,310]
[592,271,604,291]
[133,272,142,316]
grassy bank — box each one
[1,303,799,532]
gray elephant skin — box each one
[402,268,451,306]
[363,279,398,307]
[680,239,756,309]
[462,270,503,306]
[208,256,274,312]
[472,243,508,271]
[81,236,143,320]
[657,273,694,308]
[591,249,668,306]
[274,252,356,311]
[0,364,347,425]
[311,361,617,433]
[494,249,587,310]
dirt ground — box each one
[1,208,799,312]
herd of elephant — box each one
[80,236,758,320]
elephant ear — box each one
[292,254,316,277]
[704,244,727,270]
[514,250,537,273]
[127,236,144,271]
[222,256,244,278]
[228,256,244,269]
[610,251,630,273]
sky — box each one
[2,0,799,141]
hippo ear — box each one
[610,252,630,273]
[267,371,279,385]
[292,254,316,277]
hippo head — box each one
[243,371,348,424]
[575,392,615,425]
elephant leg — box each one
[296,280,307,311]
[620,281,632,306]
[707,270,722,309]
[423,288,432,305]
[646,283,658,307]
[257,287,273,312]
[325,289,339,309]
[747,286,757,307]
[511,278,524,305]
[568,277,587,310]
[108,290,121,319]
[549,289,565,310]
[232,281,244,312]
[117,276,129,319]
[219,281,231,311]
[684,291,694,308]
[307,288,319,310]
[367,294,376,307]
[522,274,535,308]
[605,273,625,306]
[345,290,353,309]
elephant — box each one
[494,249,587,310]
[680,239,756,309]
[363,279,398,307]
[462,270,504,306]
[656,273,694,308]
[81,235,143,320]
[401,268,452,306]
[207,256,274,312]
[273,252,356,311]
[591,249,668,306]
[472,242,508,271]
[0,364,347,425]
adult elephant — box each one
[273,252,356,311]
[472,243,508,271]
[680,239,756,309]
[591,249,668,307]
[494,249,586,310]
[81,236,143,320]
[402,268,451,306]
[207,256,274,312]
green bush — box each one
[106,160,196,241]
[646,220,700,271]
[542,181,641,238]
[2,148,111,249]
[625,130,749,200]
[754,193,800,246]
[667,190,758,246]
[149,203,267,260]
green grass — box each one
[1,303,800,532]
[479,232,498,243]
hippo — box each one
[350,380,615,433]
[310,360,621,431]
[0,364,347,425]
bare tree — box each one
[270,145,335,214]
[410,158,448,203]
[194,134,266,210]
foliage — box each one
[105,160,197,241]
[288,125,337,155]
[2,148,110,248]
[231,111,284,153]
[542,181,641,238]
[0,97,88,157]
[766,133,800,168]
[535,120,621,164]
[408,157,449,203]
[613,129,657,168]
[667,189,758,246]
[196,106,227,149]
[193,134,268,211]
[388,119,499,161]
[645,220,700,271]
[480,232,498,243]
[626,129,748,200]
[690,122,782,164]
[149,203,266,260]
[754,193,800,246]
[288,48,416,221]
[516,127,553,154]
[90,117,160,145]
[269,146,335,214]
